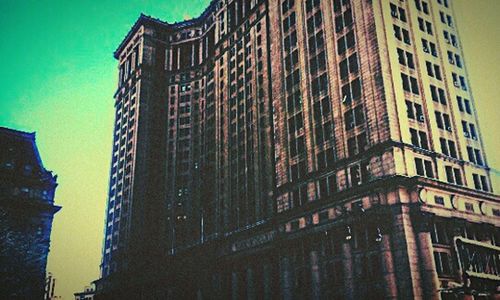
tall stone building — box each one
[96,0,500,299]
[0,127,60,299]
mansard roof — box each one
[0,127,56,187]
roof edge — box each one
[113,14,170,59]
[113,0,218,60]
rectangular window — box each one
[457,96,464,112]
[443,114,452,132]
[473,174,481,190]
[424,160,434,177]
[438,88,447,105]
[430,85,439,102]
[474,149,484,166]
[435,112,443,129]
[455,54,462,68]
[480,175,489,192]
[406,100,415,119]
[418,131,429,150]
[460,76,467,90]
[448,140,457,158]
[440,138,449,156]
[469,124,477,140]
[462,121,470,138]
[467,146,476,164]
[464,99,472,114]
[410,128,420,147]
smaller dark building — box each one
[0,127,60,299]
[74,284,95,300]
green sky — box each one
[0,1,498,299]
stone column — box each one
[379,232,398,299]
[263,261,272,300]
[310,250,322,300]
[280,254,293,300]
[413,210,440,300]
[247,266,255,300]
[342,241,354,300]
[231,270,239,300]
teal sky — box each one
[0,1,499,299]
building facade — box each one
[0,127,60,299]
[74,284,96,300]
[45,272,57,300]
[96,0,500,299]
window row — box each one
[472,174,489,192]
[415,157,434,178]
[341,77,362,103]
[426,61,442,80]
[397,48,415,69]
[410,128,429,150]
[466,146,484,166]
[406,100,424,122]
[452,73,467,91]
[422,39,438,57]
[315,121,333,145]
[417,17,433,35]
[347,132,367,156]
[282,12,296,32]
[430,85,447,105]
[313,96,331,123]
[443,30,458,47]
[401,73,420,95]
[415,0,429,15]
[306,11,323,35]
[316,147,335,171]
[437,0,449,8]
[337,30,356,55]
[445,165,463,185]
[334,7,353,33]
[440,138,457,158]
[394,25,411,45]
[435,111,452,132]
[281,0,295,13]
[461,121,477,140]
[339,53,359,80]
[333,0,350,13]
[390,3,407,22]
[439,11,453,28]
[344,105,365,130]
[447,51,462,68]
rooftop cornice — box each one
[114,0,218,59]
[113,14,170,59]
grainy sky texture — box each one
[0,1,498,299]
